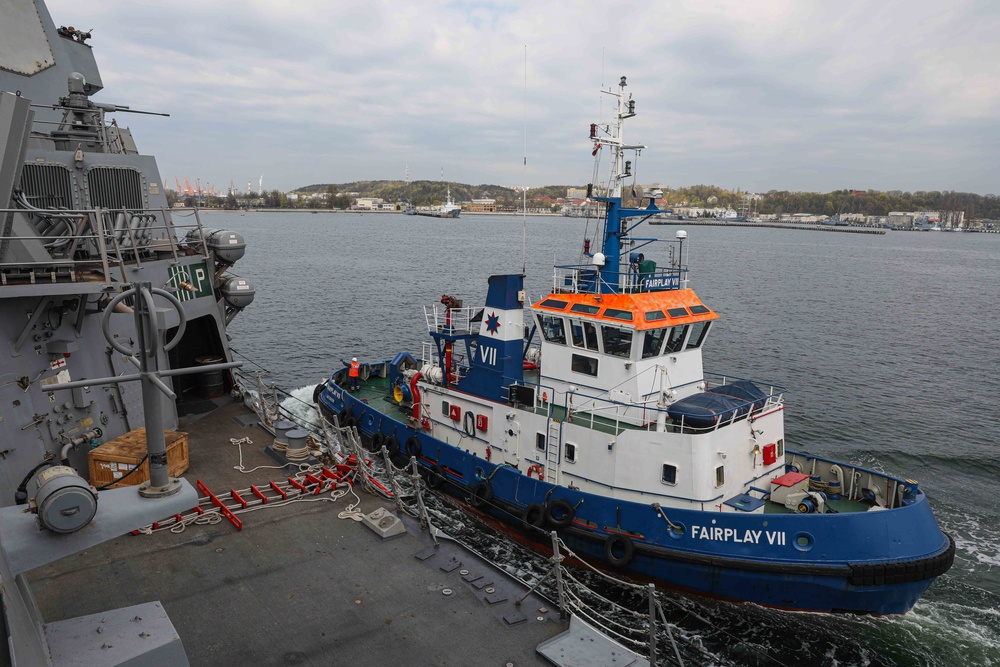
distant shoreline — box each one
[191,208,999,232]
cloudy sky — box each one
[46,0,999,195]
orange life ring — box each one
[527,464,543,479]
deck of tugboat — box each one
[343,374,885,517]
[24,398,581,666]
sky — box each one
[45,0,1000,196]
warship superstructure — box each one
[0,4,618,666]
[0,2,254,663]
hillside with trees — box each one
[173,179,1000,220]
[661,186,999,219]
[295,181,573,208]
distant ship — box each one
[413,186,460,218]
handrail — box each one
[511,376,786,435]
[0,206,208,281]
[552,264,686,295]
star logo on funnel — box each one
[486,312,500,335]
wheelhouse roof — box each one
[530,289,718,331]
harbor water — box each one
[210,210,1000,666]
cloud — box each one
[45,0,1000,194]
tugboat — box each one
[413,185,460,218]
[316,76,954,614]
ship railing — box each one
[0,206,209,284]
[532,376,785,435]
[551,264,685,295]
[419,341,470,383]
[423,304,480,336]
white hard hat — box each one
[352,357,357,362]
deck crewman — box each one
[349,357,360,391]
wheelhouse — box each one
[529,290,719,418]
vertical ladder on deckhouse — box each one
[544,419,561,483]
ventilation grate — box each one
[87,166,144,210]
[19,163,75,209]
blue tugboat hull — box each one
[318,384,953,615]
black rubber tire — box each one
[604,534,635,568]
[368,432,386,453]
[385,435,400,458]
[405,435,422,458]
[345,415,358,429]
[338,408,350,425]
[545,498,575,529]
[426,464,444,489]
[313,383,324,404]
[521,503,545,529]
[469,481,493,508]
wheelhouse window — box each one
[601,325,633,358]
[685,321,712,350]
[715,465,725,487]
[645,310,666,322]
[571,354,598,376]
[642,328,668,359]
[537,314,567,344]
[565,442,578,463]
[603,308,633,321]
[570,320,600,351]
[663,325,688,354]
[661,464,677,485]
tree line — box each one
[661,186,999,219]
[167,181,1000,220]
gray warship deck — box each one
[27,400,568,666]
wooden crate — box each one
[88,428,189,489]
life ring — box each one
[313,383,324,404]
[527,465,544,479]
[545,498,575,529]
[463,411,476,438]
[425,464,444,489]
[405,435,422,458]
[604,534,635,568]
[521,503,545,529]
[368,432,386,453]
[384,435,400,458]
[469,480,493,508]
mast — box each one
[589,76,648,294]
